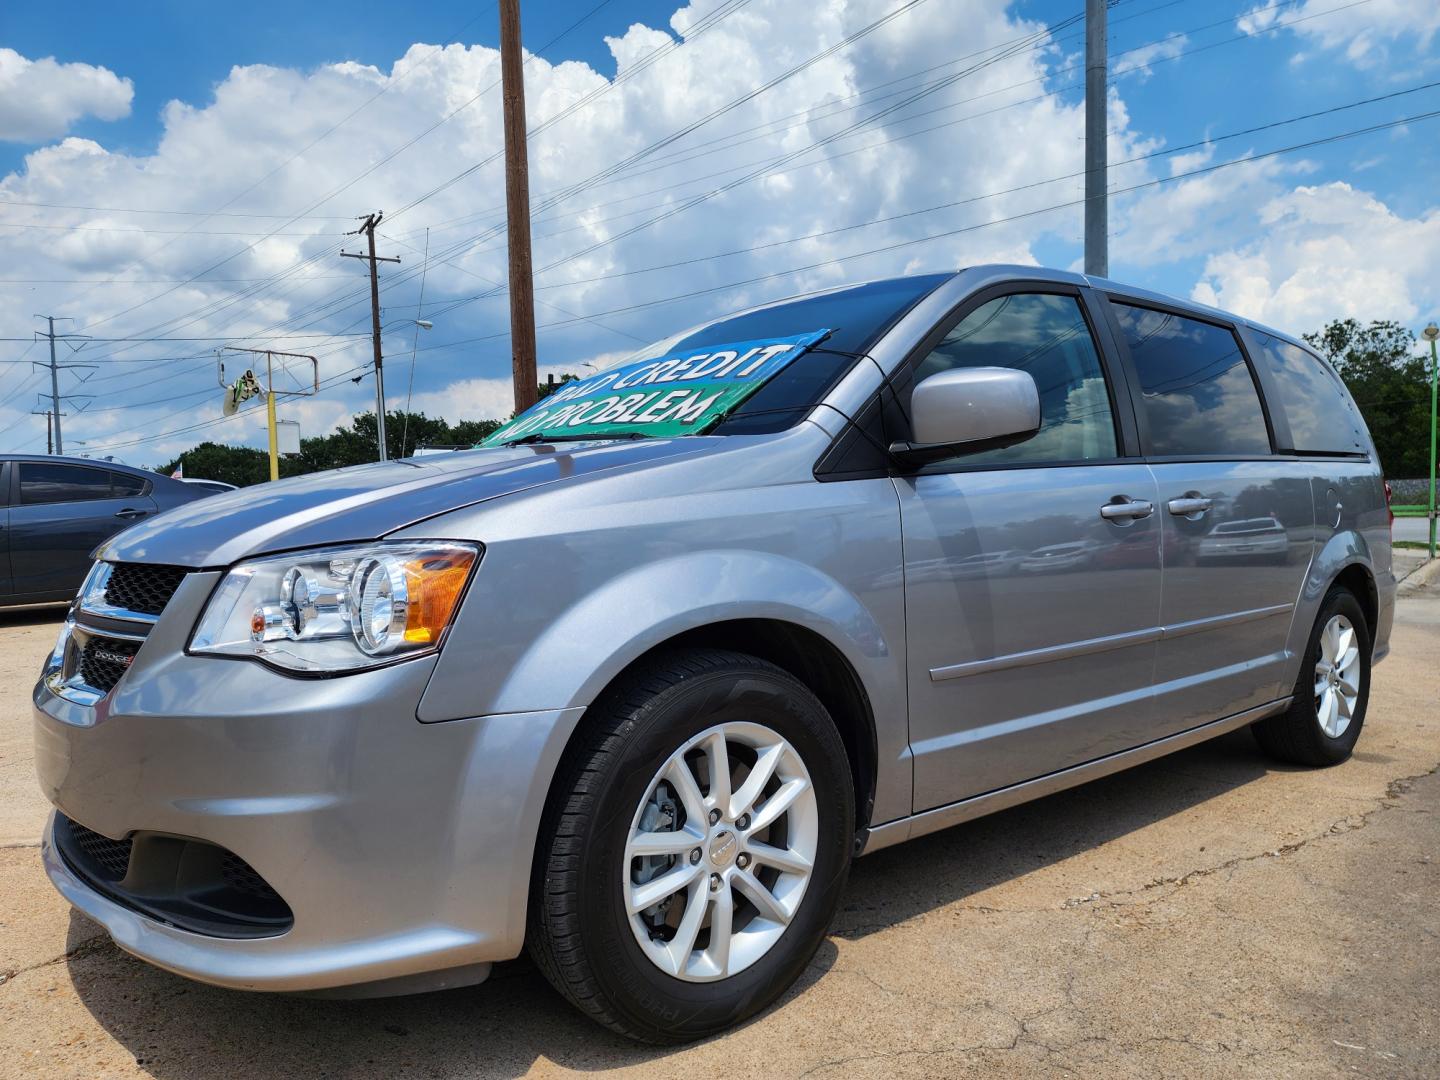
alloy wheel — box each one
[623,721,818,982]
[1314,613,1362,739]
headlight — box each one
[190,542,480,674]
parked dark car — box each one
[0,455,212,606]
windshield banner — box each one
[480,328,832,446]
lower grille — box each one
[54,815,293,939]
[77,635,141,694]
[219,851,280,900]
[61,818,133,882]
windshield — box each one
[484,274,950,446]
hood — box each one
[98,439,713,568]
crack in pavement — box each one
[1061,762,1440,912]
[0,931,111,989]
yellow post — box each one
[266,390,279,482]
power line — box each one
[64,0,761,374]
[78,105,1440,458]
[237,0,1076,353]
[16,0,1370,440]
[526,79,1440,294]
[48,0,710,372]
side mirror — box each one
[890,367,1041,466]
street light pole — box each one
[1423,322,1439,560]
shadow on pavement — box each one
[0,605,67,629]
[64,729,1273,1077]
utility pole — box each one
[33,315,94,454]
[499,0,539,415]
[30,409,53,454]
[1084,0,1108,278]
[342,214,401,460]
[1423,322,1439,559]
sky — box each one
[1,0,1438,466]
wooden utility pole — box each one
[499,0,539,414]
[31,409,53,454]
[1084,0,1108,278]
[342,214,401,460]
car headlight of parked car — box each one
[189,542,480,674]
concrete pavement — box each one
[0,589,1436,1078]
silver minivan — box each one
[34,265,1393,1043]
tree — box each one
[1303,319,1432,478]
[158,442,292,486]
[161,411,510,485]
[154,373,582,485]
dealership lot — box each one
[1,588,1436,1079]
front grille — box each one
[59,818,133,882]
[78,635,141,693]
[103,563,187,617]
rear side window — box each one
[19,462,114,504]
[110,471,149,497]
[1112,302,1270,457]
[1247,332,1367,455]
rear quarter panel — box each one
[1281,460,1394,683]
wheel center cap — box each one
[709,830,737,868]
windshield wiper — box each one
[501,431,655,448]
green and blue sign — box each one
[481,329,831,446]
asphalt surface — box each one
[1,581,1436,1079]
[1392,515,1437,547]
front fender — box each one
[490,549,895,715]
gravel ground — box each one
[0,587,1436,1079]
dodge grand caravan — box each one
[34,265,1393,1043]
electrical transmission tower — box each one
[32,316,96,455]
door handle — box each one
[1100,498,1154,522]
[1166,496,1213,517]
[114,508,148,520]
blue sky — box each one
[0,0,681,175]
[1,0,1437,463]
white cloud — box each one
[1237,0,1440,69]
[1190,182,1440,332]
[1235,4,1281,36]
[1109,139,1299,268]
[0,2,1206,463]
[1112,35,1187,81]
[0,48,133,142]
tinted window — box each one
[912,292,1117,465]
[660,275,950,435]
[110,471,149,497]
[1248,332,1367,454]
[1112,303,1270,456]
[19,463,114,505]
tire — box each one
[527,648,855,1044]
[1252,587,1371,767]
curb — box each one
[1398,556,1440,596]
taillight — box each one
[1384,479,1394,532]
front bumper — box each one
[34,606,583,993]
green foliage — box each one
[155,442,280,487]
[158,409,507,486]
[538,373,580,399]
[1303,319,1433,478]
